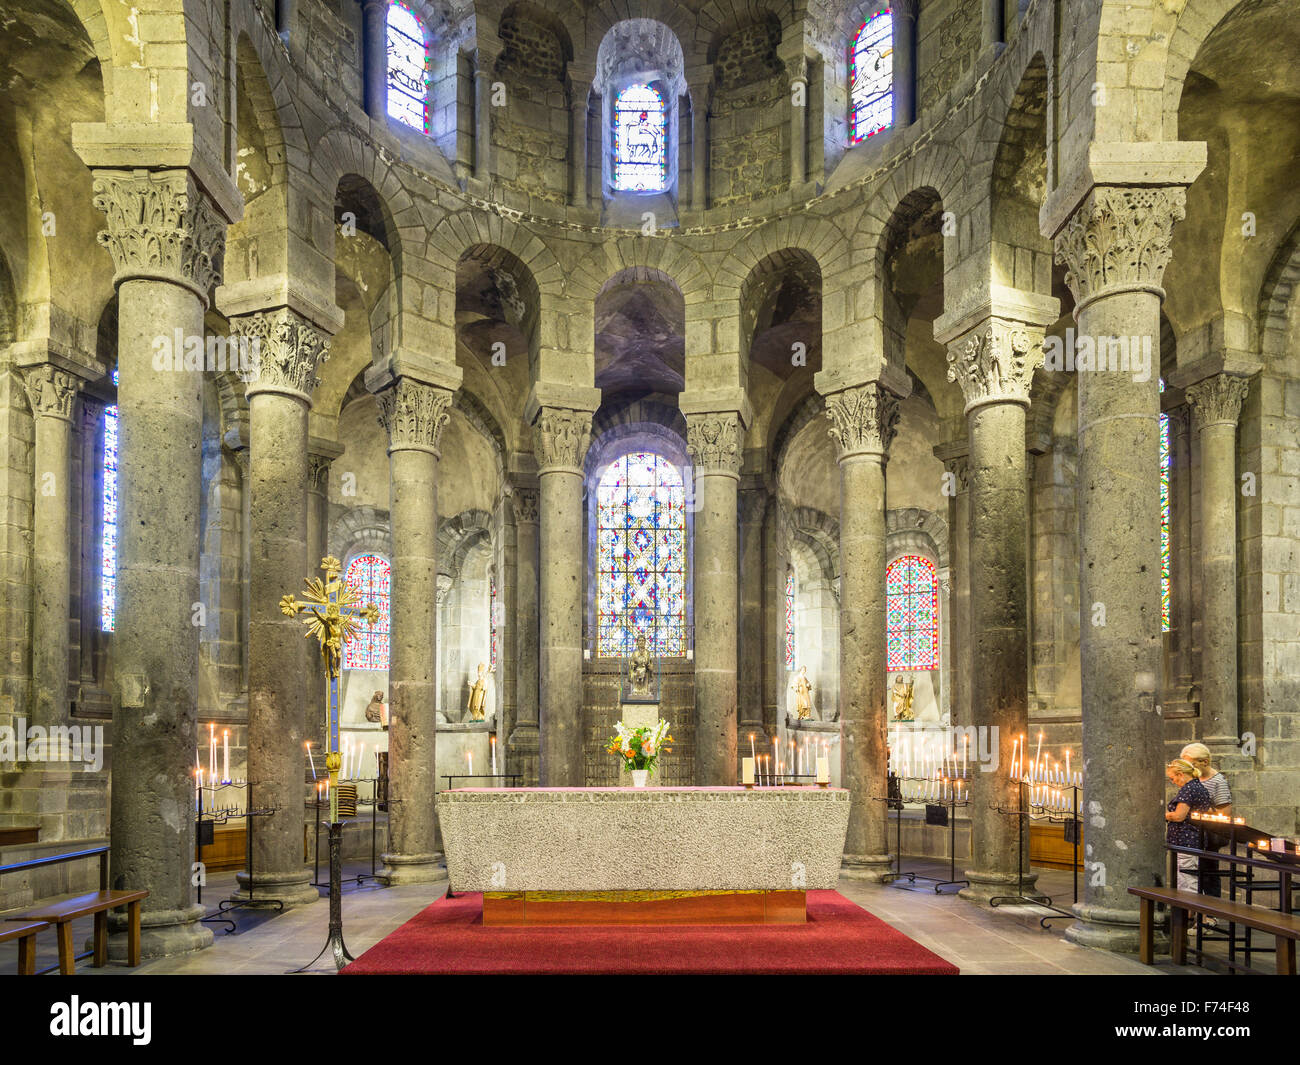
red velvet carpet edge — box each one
[342,889,959,975]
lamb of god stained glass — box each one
[597,453,686,657]
[613,83,667,192]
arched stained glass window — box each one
[885,554,938,671]
[343,554,392,670]
[101,367,119,632]
[1160,379,1171,633]
[613,83,667,192]
[849,10,894,143]
[387,1,430,133]
[596,452,685,656]
[784,569,796,669]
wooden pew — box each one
[0,920,48,975]
[7,889,149,974]
[1129,885,1300,975]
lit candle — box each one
[1034,732,1043,776]
[222,729,230,783]
[742,757,755,785]
[491,735,497,776]
[962,735,968,778]
[306,741,316,779]
[208,723,216,782]
[816,756,829,785]
[467,750,473,778]
[1011,736,1019,780]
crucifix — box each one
[280,555,379,972]
[280,555,380,823]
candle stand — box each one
[293,820,352,972]
[193,781,284,931]
[988,780,1076,926]
[873,773,970,893]
[312,777,390,888]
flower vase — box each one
[631,769,649,788]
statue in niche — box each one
[364,690,389,728]
[467,663,495,723]
[627,633,653,697]
[785,666,818,723]
[891,674,916,722]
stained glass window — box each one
[850,10,893,143]
[387,1,430,133]
[489,575,498,670]
[100,367,119,632]
[343,554,392,670]
[885,554,938,671]
[596,452,686,656]
[784,569,796,669]
[613,83,667,192]
[1160,379,1171,633]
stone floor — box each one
[0,859,1240,975]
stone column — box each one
[20,365,79,728]
[90,169,227,957]
[373,376,454,882]
[305,440,341,751]
[894,1,917,127]
[787,58,807,188]
[689,81,709,210]
[509,487,540,784]
[685,411,743,785]
[362,0,388,120]
[570,90,589,208]
[824,383,899,880]
[982,0,1005,51]
[1053,185,1189,951]
[475,59,494,181]
[533,408,591,785]
[1185,374,1249,740]
[737,484,768,772]
[230,310,329,909]
[1166,405,1194,697]
[944,315,1049,901]
[934,442,970,727]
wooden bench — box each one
[0,920,48,975]
[1129,886,1300,975]
[6,889,149,974]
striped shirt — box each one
[1200,772,1232,808]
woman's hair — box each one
[1181,742,1212,766]
[1167,758,1200,778]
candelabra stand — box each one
[312,777,390,888]
[441,773,522,789]
[988,779,1074,925]
[192,781,284,930]
[873,773,971,892]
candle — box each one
[208,723,216,782]
[467,750,473,778]
[742,757,755,785]
[491,736,498,775]
[1034,732,1043,776]
[962,735,968,777]
[816,756,829,784]
[306,741,317,780]
[223,729,230,783]
[750,734,756,764]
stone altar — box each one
[439,786,850,924]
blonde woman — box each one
[1165,759,1213,892]
[1181,742,1232,899]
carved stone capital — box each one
[685,412,742,475]
[943,454,970,493]
[1054,186,1187,308]
[1185,374,1249,430]
[376,378,454,456]
[946,319,1044,414]
[533,407,592,473]
[823,384,899,461]
[511,488,540,525]
[91,170,227,302]
[784,56,808,84]
[230,308,330,402]
[20,365,79,422]
[307,454,333,494]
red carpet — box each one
[342,890,958,975]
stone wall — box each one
[917,0,980,116]
[493,12,570,208]
[708,19,790,208]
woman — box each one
[1180,742,1232,898]
[1165,759,1213,892]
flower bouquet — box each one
[606,718,673,787]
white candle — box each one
[750,734,756,763]
[208,723,216,781]
[742,757,755,785]
[467,750,473,778]
[306,741,317,780]
[491,736,497,775]
[223,730,230,783]
[816,756,829,784]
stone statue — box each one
[785,666,818,723]
[628,633,653,697]
[364,690,387,726]
[891,674,916,722]
[467,662,489,721]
